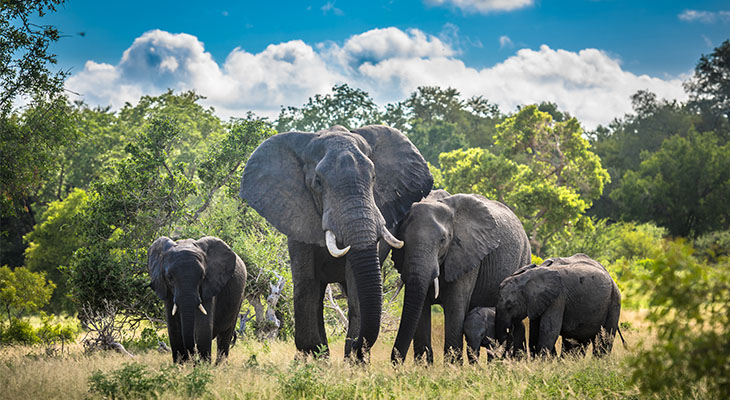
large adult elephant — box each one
[148,236,246,364]
[239,125,432,360]
[391,193,531,364]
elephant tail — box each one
[617,326,627,348]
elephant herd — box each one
[147,125,624,365]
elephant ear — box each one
[350,125,433,229]
[525,267,561,320]
[148,236,176,300]
[239,132,323,244]
[440,194,501,282]
[195,236,239,300]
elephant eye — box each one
[313,175,323,190]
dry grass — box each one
[0,312,646,400]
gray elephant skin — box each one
[391,192,531,364]
[148,236,247,363]
[463,307,500,363]
[239,125,432,360]
[496,253,623,357]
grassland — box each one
[0,311,649,399]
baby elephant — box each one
[464,307,498,363]
[496,254,624,357]
[148,236,247,364]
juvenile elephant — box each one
[495,254,624,357]
[463,307,502,363]
[240,125,432,360]
[390,193,531,364]
[148,236,247,364]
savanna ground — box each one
[0,311,650,400]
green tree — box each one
[276,84,382,132]
[611,131,730,237]
[0,266,55,321]
[436,105,609,256]
[23,188,88,313]
[684,39,730,133]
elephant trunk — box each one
[348,246,382,360]
[391,275,429,363]
[178,298,198,360]
[495,315,510,345]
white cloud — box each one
[322,1,344,16]
[66,28,687,129]
[678,9,730,23]
[499,35,513,48]
[426,0,533,14]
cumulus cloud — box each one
[66,28,687,128]
[678,9,730,23]
[426,0,533,14]
[499,35,513,48]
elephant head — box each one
[390,193,501,362]
[148,236,239,360]
[495,264,561,344]
[239,125,432,357]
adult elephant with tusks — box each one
[239,125,432,361]
[148,236,246,364]
[390,192,531,364]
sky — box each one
[43,0,730,129]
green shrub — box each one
[88,362,212,399]
[0,319,40,345]
[694,229,730,263]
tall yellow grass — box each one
[0,311,645,399]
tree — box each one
[0,0,66,116]
[611,131,730,237]
[684,39,730,133]
[436,105,609,256]
[23,188,88,313]
[0,266,55,321]
[276,84,382,132]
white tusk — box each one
[382,228,404,249]
[433,278,440,299]
[171,304,177,316]
[390,279,405,302]
[198,304,208,315]
[325,230,350,258]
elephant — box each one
[463,307,499,363]
[390,192,532,364]
[239,125,432,360]
[148,236,247,364]
[495,253,625,357]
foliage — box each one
[684,39,730,133]
[276,84,382,132]
[0,0,66,115]
[630,240,730,398]
[611,131,730,237]
[0,318,39,345]
[0,313,77,350]
[0,266,55,321]
[435,105,609,256]
[88,362,212,399]
[23,188,88,312]
[694,229,730,263]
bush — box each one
[0,319,40,345]
[630,240,730,398]
[694,229,730,263]
[88,362,212,399]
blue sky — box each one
[44,0,730,128]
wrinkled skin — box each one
[463,307,501,363]
[391,193,531,364]
[240,125,432,360]
[148,236,246,364]
[495,254,622,357]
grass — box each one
[0,311,647,399]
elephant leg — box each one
[215,325,235,364]
[289,241,328,355]
[441,268,479,364]
[537,299,565,357]
[195,298,214,363]
[344,269,361,359]
[529,317,540,357]
[166,300,185,363]
[413,301,433,364]
[561,337,582,357]
[596,295,621,357]
[511,320,526,359]
[315,281,328,358]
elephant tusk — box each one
[433,278,439,299]
[198,304,208,315]
[325,230,350,258]
[172,304,178,316]
[382,228,404,249]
